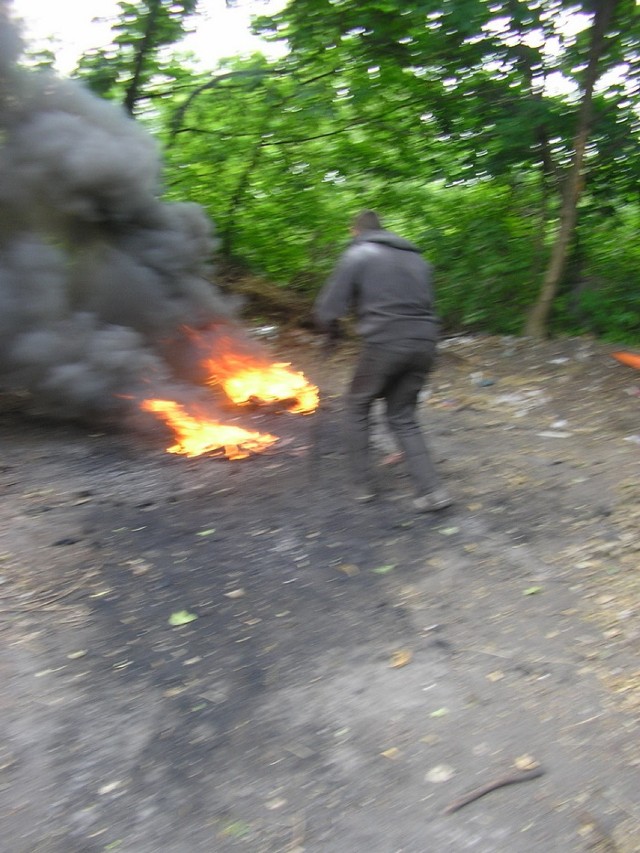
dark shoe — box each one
[413,488,453,513]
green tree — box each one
[253,0,640,336]
[65,0,639,340]
[75,0,198,113]
[525,0,637,336]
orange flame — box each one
[141,399,277,460]
[215,360,319,414]
[140,327,318,459]
[200,335,318,414]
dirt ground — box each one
[1,333,639,853]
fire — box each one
[214,360,319,414]
[141,326,318,459]
[141,399,277,460]
[195,332,317,413]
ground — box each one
[1,334,639,853]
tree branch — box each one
[124,0,161,115]
[168,55,339,143]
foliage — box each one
[74,0,198,111]
[64,0,640,342]
[567,205,640,341]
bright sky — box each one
[9,0,287,73]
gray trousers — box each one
[346,342,440,496]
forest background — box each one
[17,0,640,343]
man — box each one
[313,210,452,512]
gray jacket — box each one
[313,229,439,347]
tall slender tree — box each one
[526,0,631,336]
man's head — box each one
[352,210,382,235]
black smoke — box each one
[0,1,242,422]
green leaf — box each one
[430,707,449,718]
[169,610,198,626]
[221,821,252,839]
[523,586,543,596]
[372,564,396,574]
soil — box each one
[1,333,639,853]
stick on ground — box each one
[443,766,545,815]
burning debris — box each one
[140,399,278,460]
[0,3,317,457]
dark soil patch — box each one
[1,334,639,852]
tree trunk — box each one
[524,0,620,338]
[220,139,265,258]
[123,0,161,116]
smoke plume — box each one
[0,2,240,422]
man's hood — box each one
[355,229,422,254]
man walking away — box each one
[313,210,452,512]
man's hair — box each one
[353,210,382,233]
